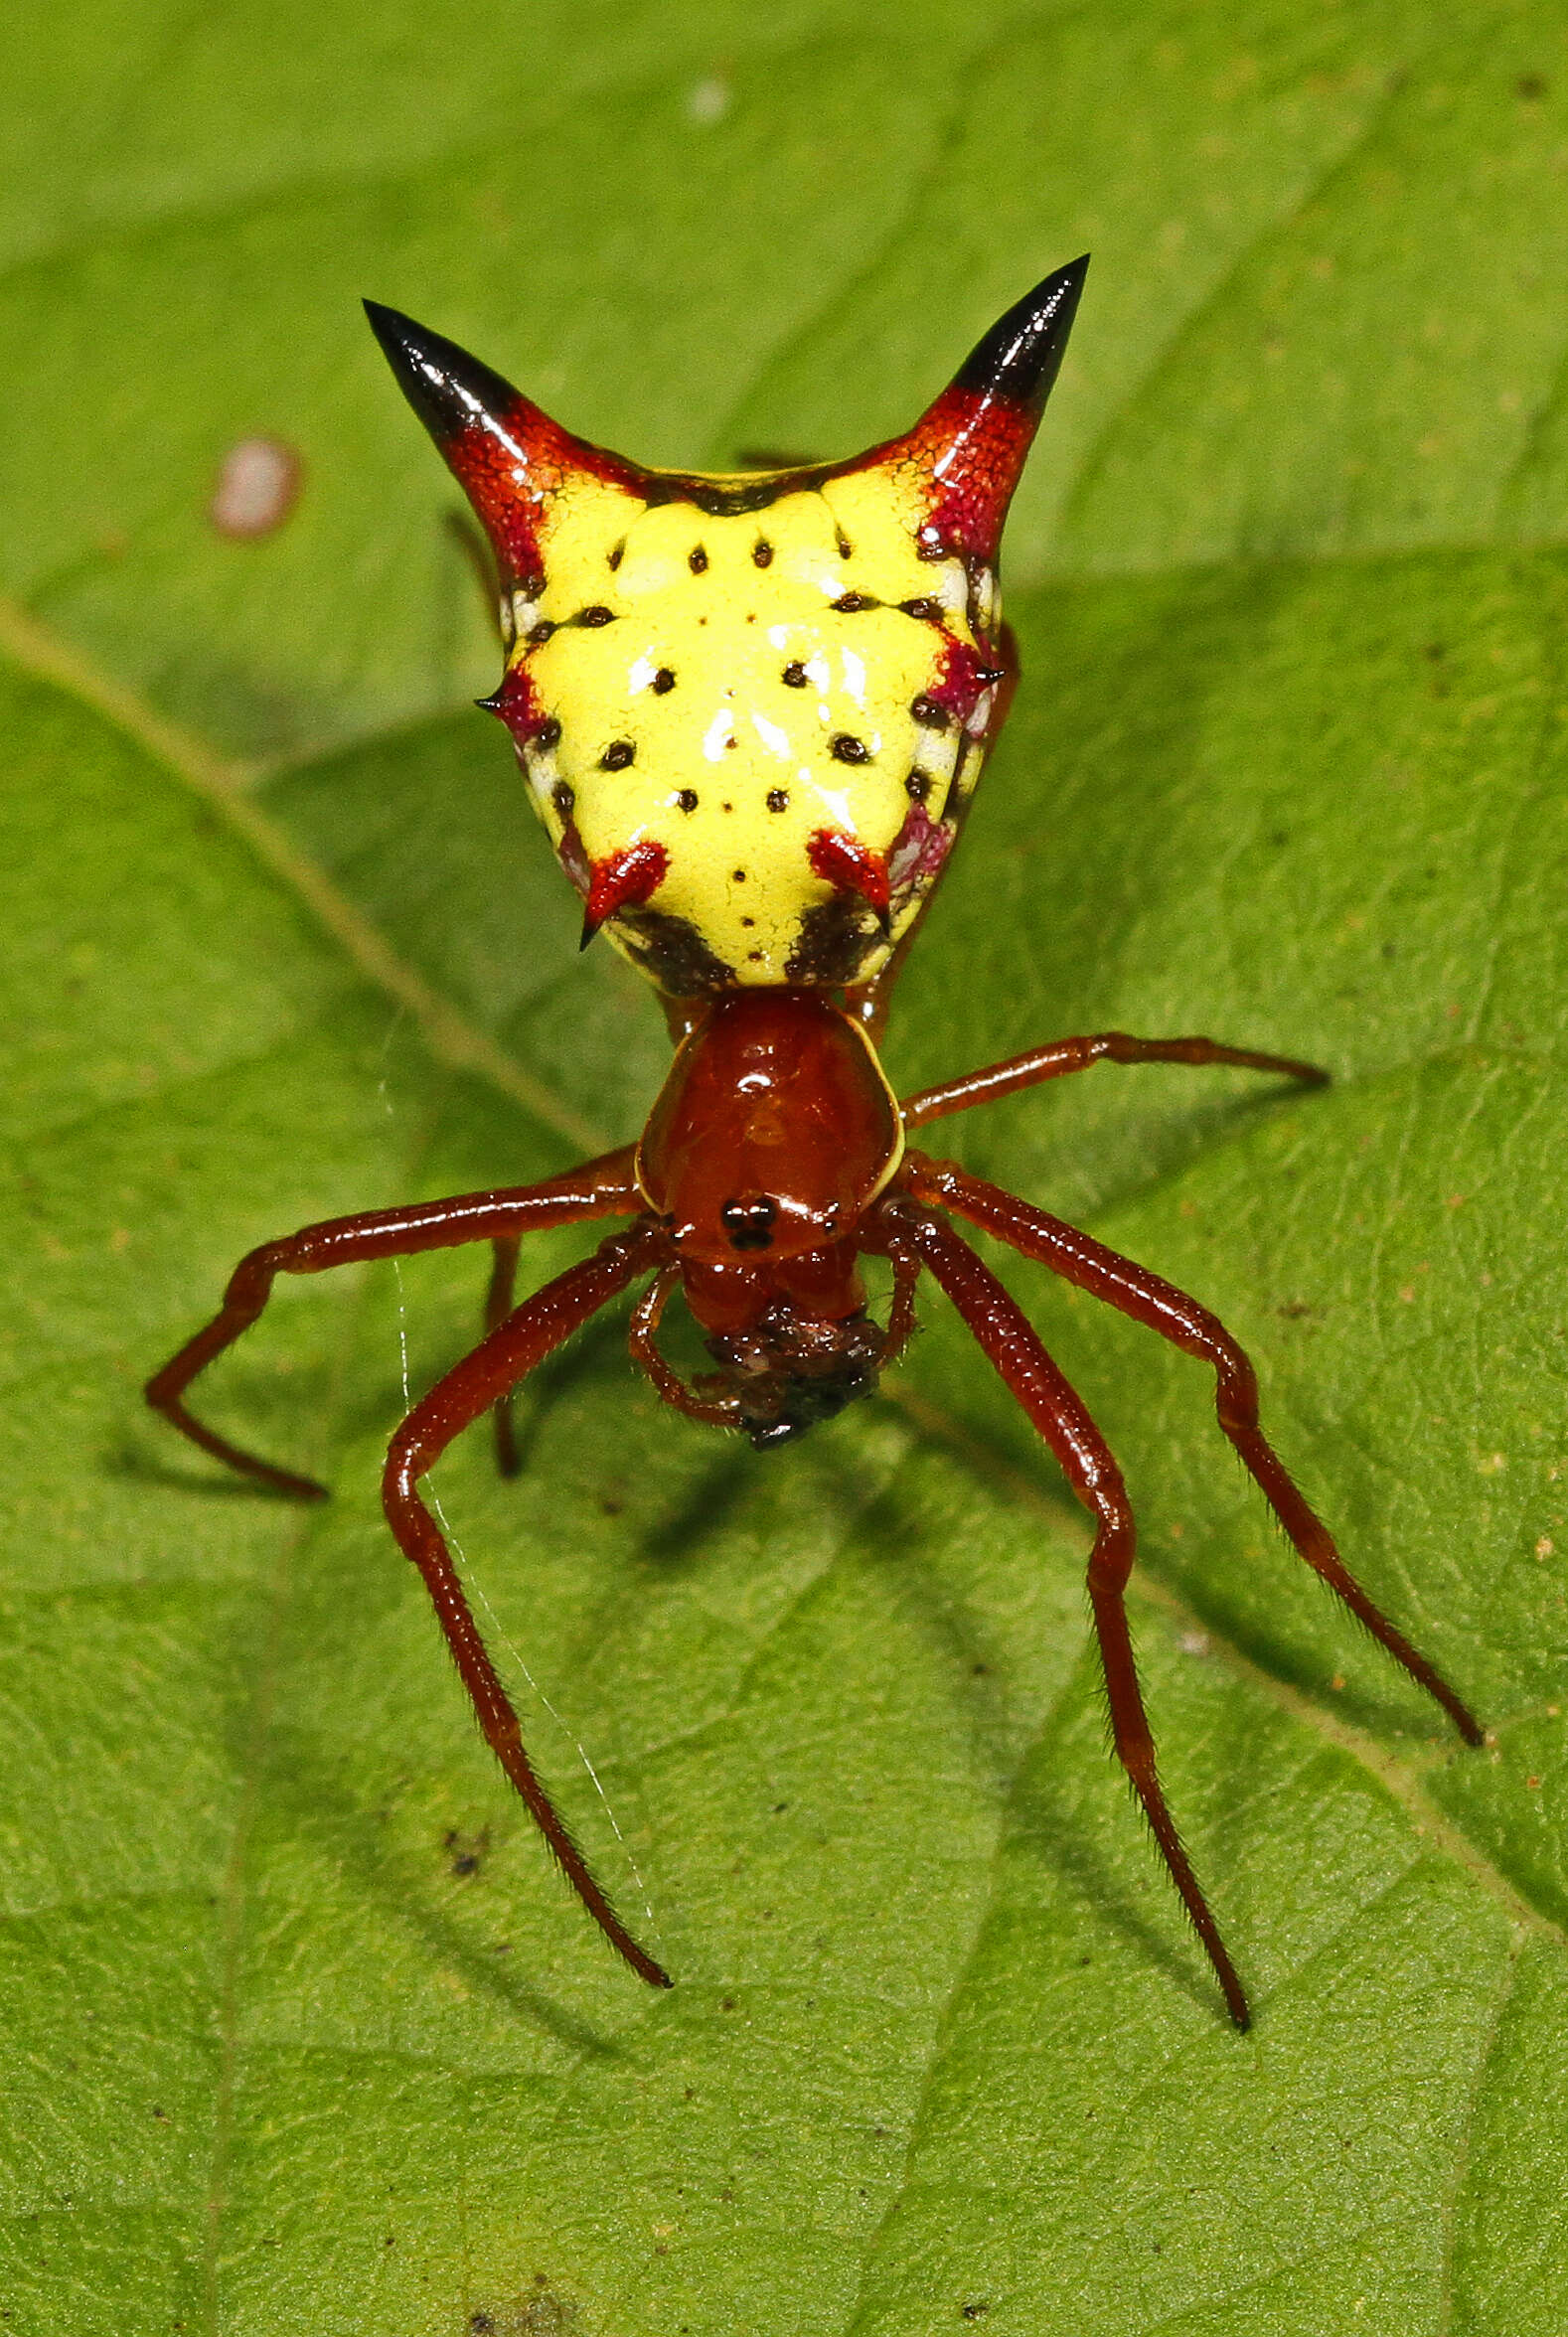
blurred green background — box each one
[3,3,1567,2330]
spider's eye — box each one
[719,1194,779,1253]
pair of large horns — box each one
[365,256,1088,582]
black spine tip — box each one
[578,908,602,952]
[363,298,526,448]
[951,253,1090,416]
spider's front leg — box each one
[483,1234,525,1476]
[905,1153,1484,1747]
[146,1150,640,1498]
[384,1218,672,1986]
[876,1195,1251,2029]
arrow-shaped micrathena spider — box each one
[149,258,1481,2027]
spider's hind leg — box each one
[900,1030,1328,1129]
[146,1151,642,1499]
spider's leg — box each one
[901,1031,1327,1129]
[627,1269,743,1428]
[146,1149,640,1499]
[385,1219,671,1987]
[880,1242,921,1370]
[484,1236,523,1477]
[881,1201,1249,2030]
[905,1155,1484,1747]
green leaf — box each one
[4,6,1566,2332]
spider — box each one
[148,259,1481,2028]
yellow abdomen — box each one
[502,469,1003,993]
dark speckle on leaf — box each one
[443,1826,489,1878]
